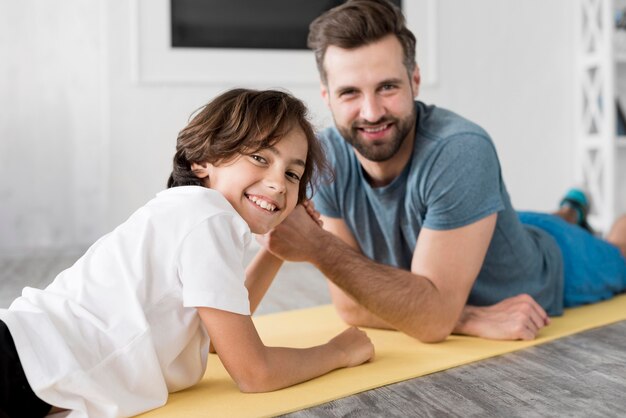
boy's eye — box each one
[251,155,267,164]
[286,171,301,182]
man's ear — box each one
[411,65,421,98]
[191,162,210,179]
[320,81,330,108]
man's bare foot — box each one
[606,215,626,258]
[554,206,579,224]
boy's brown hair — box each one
[167,88,329,203]
[308,0,416,84]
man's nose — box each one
[359,94,385,122]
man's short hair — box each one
[308,0,417,84]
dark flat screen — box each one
[171,0,402,50]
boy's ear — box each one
[191,162,210,179]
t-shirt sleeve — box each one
[421,133,505,230]
[313,175,341,218]
[177,213,250,315]
[312,132,342,218]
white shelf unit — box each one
[576,0,626,234]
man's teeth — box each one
[362,125,388,133]
[248,195,276,211]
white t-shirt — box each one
[0,186,251,417]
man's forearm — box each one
[309,232,455,342]
[327,284,395,330]
[264,206,466,342]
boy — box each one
[0,89,374,418]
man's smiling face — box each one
[321,34,420,162]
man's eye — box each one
[339,89,357,98]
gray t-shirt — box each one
[313,101,565,315]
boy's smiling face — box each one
[194,127,308,234]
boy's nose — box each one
[265,171,286,193]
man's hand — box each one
[454,294,551,340]
[302,200,323,227]
[258,204,325,262]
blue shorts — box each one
[518,212,626,307]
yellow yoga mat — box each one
[138,294,626,418]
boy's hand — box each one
[329,327,375,368]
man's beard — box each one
[336,109,416,162]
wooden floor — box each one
[2,249,625,417]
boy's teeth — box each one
[248,195,276,211]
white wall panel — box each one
[0,0,576,253]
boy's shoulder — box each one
[156,186,231,209]
[147,186,243,227]
[126,186,251,244]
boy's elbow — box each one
[237,381,263,393]
[234,365,275,393]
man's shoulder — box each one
[318,125,345,144]
[317,126,353,162]
[416,101,490,143]
[408,103,502,191]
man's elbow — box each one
[404,320,454,343]
[413,329,449,343]
[334,302,372,328]
[333,297,455,342]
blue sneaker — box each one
[559,188,593,233]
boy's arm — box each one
[198,307,374,392]
[245,201,323,314]
[245,247,283,314]
[208,237,282,355]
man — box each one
[262,0,626,342]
